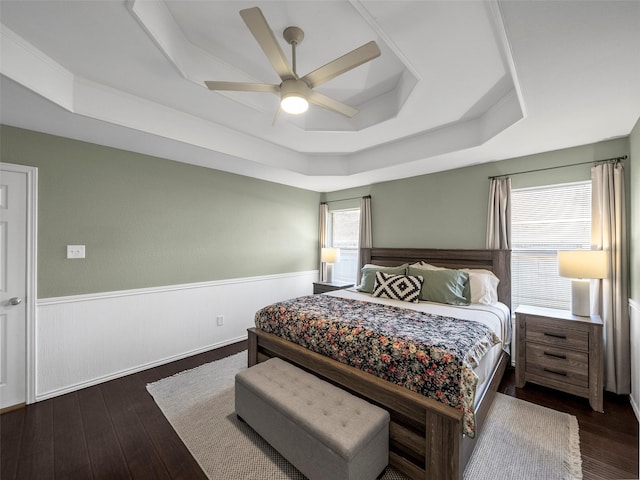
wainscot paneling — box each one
[631,298,640,422]
[35,270,317,400]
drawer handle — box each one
[543,367,567,377]
[543,351,567,360]
[543,332,567,340]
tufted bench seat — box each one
[235,357,390,480]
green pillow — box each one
[408,266,470,305]
[357,264,408,293]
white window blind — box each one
[511,181,591,311]
[330,208,360,284]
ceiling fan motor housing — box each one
[280,79,311,113]
[281,79,311,97]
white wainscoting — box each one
[35,270,317,401]
[630,298,640,422]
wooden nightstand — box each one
[313,281,354,295]
[515,305,604,412]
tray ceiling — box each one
[1,1,639,191]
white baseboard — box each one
[630,298,640,423]
[35,335,246,401]
[35,270,317,400]
[631,394,640,424]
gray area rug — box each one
[147,352,582,480]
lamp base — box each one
[571,279,591,316]
[326,263,334,283]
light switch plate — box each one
[67,245,86,259]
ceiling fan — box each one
[205,7,381,118]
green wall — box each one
[323,138,630,250]
[630,117,640,303]
[2,123,634,299]
[1,126,320,298]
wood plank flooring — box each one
[2,342,638,479]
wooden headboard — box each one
[361,247,511,309]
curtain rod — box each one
[488,155,627,180]
[322,195,371,204]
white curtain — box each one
[358,196,372,283]
[319,203,329,282]
[486,177,511,249]
[591,162,630,394]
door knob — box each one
[9,297,22,306]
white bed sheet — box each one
[324,288,511,409]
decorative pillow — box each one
[357,264,408,293]
[408,266,470,305]
[372,272,423,303]
[461,269,500,305]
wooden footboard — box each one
[248,327,508,480]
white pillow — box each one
[362,263,383,269]
[410,261,444,270]
[461,268,500,305]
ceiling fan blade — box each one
[239,7,295,82]
[307,90,358,118]
[272,106,281,126]
[204,81,279,94]
[301,41,381,89]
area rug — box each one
[147,352,582,480]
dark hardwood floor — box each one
[2,343,638,479]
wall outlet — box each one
[216,315,224,326]
[67,245,86,259]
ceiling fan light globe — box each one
[281,95,309,114]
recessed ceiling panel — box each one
[148,1,419,131]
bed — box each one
[247,247,511,480]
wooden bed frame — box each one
[247,247,511,480]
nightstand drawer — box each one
[526,321,589,351]
[526,363,589,388]
[525,343,589,388]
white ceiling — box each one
[1,1,639,192]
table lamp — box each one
[558,250,608,316]
[321,247,340,283]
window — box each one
[329,208,360,284]
[511,181,591,311]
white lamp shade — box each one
[321,247,340,263]
[558,250,608,279]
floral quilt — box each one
[254,294,500,437]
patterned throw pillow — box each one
[372,272,423,303]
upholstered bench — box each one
[235,357,390,480]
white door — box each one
[0,168,28,409]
